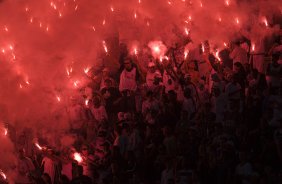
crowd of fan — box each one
[2,31,282,184]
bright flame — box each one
[235,17,240,24]
[73,80,79,88]
[84,67,90,74]
[102,41,108,53]
[215,50,221,61]
[85,99,89,106]
[74,152,83,163]
[0,170,6,180]
[35,143,43,150]
[262,17,268,27]
[110,6,114,12]
[160,56,169,62]
[224,42,227,47]
[251,44,255,52]
[25,80,30,85]
[66,67,72,76]
[225,0,230,6]
[184,28,189,35]
[201,43,205,53]
[56,96,61,102]
[184,50,189,60]
[3,128,8,136]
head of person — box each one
[104,78,113,88]
[102,67,110,77]
[18,148,26,159]
[42,173,52,184]
[234,62,244,73]
[148,62,156,73]
[184,88,192,98]
[184,74,192,83]
[81,144,89,156]
[93,96,101,107]
[124,57,133,71]
[272,53,280,64]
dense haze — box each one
[0,0,281,180]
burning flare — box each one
[73,152,83,163]
[35,143,43,150]
[0,170,7,180]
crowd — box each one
[1,29,282,184]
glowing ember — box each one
[73,152,83,163]
[35,143,43,150]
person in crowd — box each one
[15,148,36,184]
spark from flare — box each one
[102,19,106,25]
[225,0,230,6]
[56,96,61,102]
[134,12,137,19]
[110,6,114,12]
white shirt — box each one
[119,68,137,92]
